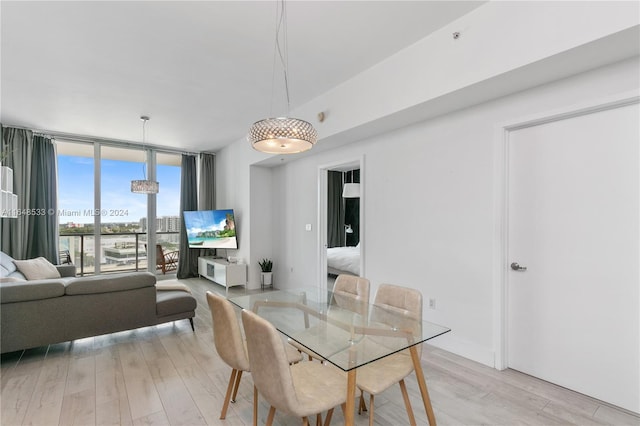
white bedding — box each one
[327,246,360,276]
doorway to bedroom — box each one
[318,158,363,293]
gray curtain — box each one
[1,126,58,261]
[198,153,215,210]
[327,171,345,248]
[177,154,198,278]
[198,153,216,257]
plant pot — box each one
[261,272,273,287]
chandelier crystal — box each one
[131,179,159,194]
[249,117,317,154]
[131,116,159,194]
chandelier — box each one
[248,0,317,154]
[131,116,159,194]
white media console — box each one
[198,256,247,288]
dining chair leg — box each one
[315,413,322,426]
[399,379,417,426]
[253,386,258,426]
[231,370,243,402]
[266,406,276,426]
[302,417,310,426]
[368,394,375,426]
[358,390,367,414]
[324,408,335,426]
[220,368,238,419]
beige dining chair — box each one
[356,284,423,426]
[292,274,371,361]
[206,292,302,420]
[241,308,348,426]
[331,274,370,316]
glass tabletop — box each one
[228,287,450,371]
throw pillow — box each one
[13,257,61,280]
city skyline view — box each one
[58,155,181,224]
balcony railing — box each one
[59,231,180,276]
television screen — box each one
[183,209,238,249]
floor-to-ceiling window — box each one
[154,152,181,273]
[57,140,181,275]
[57,142,95,273]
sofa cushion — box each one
[0,280,65,303]
[1,251,17,275]
[65,272,156,295]
[1,251,26,280]
[156,290,197,317]
[13,257,61,280]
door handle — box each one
[510,262,527,271]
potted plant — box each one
[258,258,273,287]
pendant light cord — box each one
[270,0,291,116]
[141,117,148,180]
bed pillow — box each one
[13,257,61,280]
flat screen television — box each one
[183,209,238,249]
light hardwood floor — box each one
[2,277,638,426]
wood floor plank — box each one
[58,388,96,426]
[147,355,206,426]
[175,362,227,425]
[64,354,95,396]
[1,372,39,426]
[95,354,133,426]
[131,410,171,426]
[593,404,640,426]
[21,353,69,426]
[118,342,163,421]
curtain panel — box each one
[198,153,216,258]
[327,171,345,248]
[198,153,215,210]
[0,126,58,261]
[177,154,198,278]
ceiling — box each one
[1,1,485,153]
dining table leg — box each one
[345,369,357,426]
[410,345,437,425]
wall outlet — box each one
[428,298,436,309]
[305,224,312,231]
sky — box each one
[58,155,181,224]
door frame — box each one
[317,156,365,293]
[492,91,639,370]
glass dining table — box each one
[228,287,451,426]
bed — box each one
[327,244,360,276]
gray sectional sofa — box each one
[1,251,197,353]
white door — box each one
[507,102,639,413]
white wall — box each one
[279,57,638,365]
[249,165,273,285]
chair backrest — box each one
[372,284,423,355]
[373,284,422,321]
[332,274,370,315]
[206,292,250,371]
[155,244,165,265]
[241,309,299,414]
